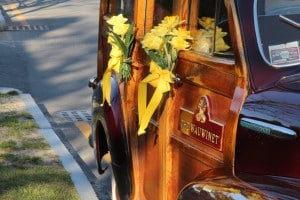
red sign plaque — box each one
[180,96,224,151]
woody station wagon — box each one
[88,0,300,199]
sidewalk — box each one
[0,87,98,200]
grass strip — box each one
[0,93,81,199]
[0,111,38,129]
[0,166,80,200]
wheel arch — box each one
[93,114,110,174]
[91,76,133,199]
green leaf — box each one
[128,35,136,55]
[125,24,135,46]
[146,49,168,69]
[110,32,127,55]
[120,63,131,82]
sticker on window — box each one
[269,41,300,65]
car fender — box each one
[91,76,132,199]
[178,168,273,200]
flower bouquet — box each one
[102,14,135,105]
[138,16,193,135]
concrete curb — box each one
[0,9,6,31]
[0,87,98,200]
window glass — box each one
[191,0,232,56]
[102,0,135,36]
[153,0,173,25]
[255,0,300,67]
[116,0,135,20]
[151,0,232,57]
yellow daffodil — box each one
[107,14,128,26]
[198,17,215,29]
[101,14,136,106]
[169,36,191,51]
[142,33,164,51]
[171,28,193,40]
[151,26,169,37]
[112,23,130,36]
[138,16,193,135]
[193,17,230,53]
[159,16,181,30]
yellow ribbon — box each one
[102,45,122,106]
[138,61,174,135]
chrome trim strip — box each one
[240,117,297,140]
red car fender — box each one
[178,168,273,200]
[91,76,132,200]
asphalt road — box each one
[0,0,111,199]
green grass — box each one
[0,166,80,200]
[0,153,43,166]
[22,138,50,150]
[0,138,49,151]
[0,111,38,129]
[0,140,18,150]
[0,111,38,136]
[0,93,80,200]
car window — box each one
[118,0,134,20]
[153,0,173,25]
[255,0,300,67]
[152,0,233,58]
[191,0,233,57]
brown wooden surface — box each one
[140,1,246,199]
[126,0,248,199]
[97,0,107,78]
[189,0,200,30]
[98,0,249,199]
[125,1,152,199]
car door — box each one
[92,0,249,199]
[132,0,249,199]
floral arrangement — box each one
[138,16,193,135]
[192,17,230,53]
[102,14,135,105]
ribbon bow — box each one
[102,46,122,106]
[138,61,174,135]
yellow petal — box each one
[142,33,163,50]
[151,26,169,37]
[171,28,193,40]
[159,16,180,30]
[110,47,122,58]
[107,14,128,26]
[113,23,129,36]
[169,37,191,51]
